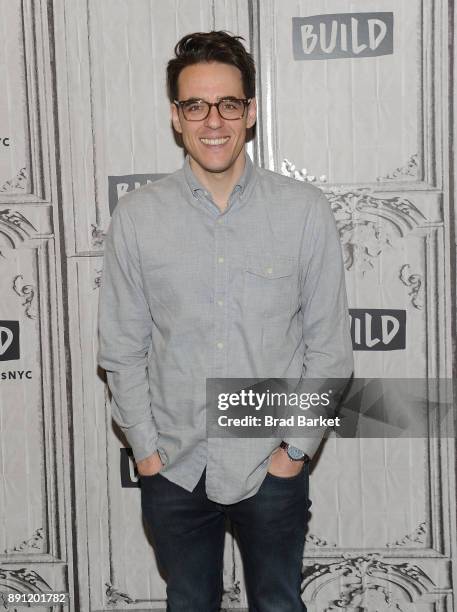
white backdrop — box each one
[0,1,455,611]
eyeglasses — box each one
[174,97,252,121]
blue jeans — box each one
[140,464,311,612]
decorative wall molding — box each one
[0,567,52,593]
[93,269,102,290]
[255,0,442,187]
[91,224,106,249]
[105,583,136,605]
[0,168,28,193]
[105,581,166,607]
[0,0,55,202]
[386,522,427,547]
[5,240,70,568]
[324,583,408,611]
[281,158,328,183]
[399,264,424,309]
[222,532,242,607]
[302,553,435,610]
[221,580,241,609]
[12,275,37,319]
[2,528,44,554]
[0,209,37,251]
[305,533,337,548]
[377,154,419,182]
[324,189,426,273]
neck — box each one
[189,153,246,212]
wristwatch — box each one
[280,441,309,462]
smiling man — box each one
[170,61,256,210]
[98,31,353,612]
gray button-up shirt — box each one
[98,153,353,504]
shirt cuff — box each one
[120,420,158,463]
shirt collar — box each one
[183,152,255,200]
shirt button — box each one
[218,256,225,264]
[216,341,224,349]
[217,218,223,223]
[266,266,273,274]
[217,299,224,306]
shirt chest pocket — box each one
[243,254,299,318]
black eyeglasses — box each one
[174,97,252,121]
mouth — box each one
[199,136,230,146]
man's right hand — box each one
[136,451,163,476]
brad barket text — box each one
[217,415,341,428]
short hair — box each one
[167,30,256,102]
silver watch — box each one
[280,441,309,462]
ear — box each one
[171,103,183,134]
[246,97,257,129]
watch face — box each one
[288,445,305,460]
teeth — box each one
[200,137,230,145]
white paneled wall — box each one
[0,1,454,610]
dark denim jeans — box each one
[140,464,311,612]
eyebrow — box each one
[181,95,241,103]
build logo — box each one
[349,309,406,351]
[293,12,393,60]
[120,448,140,488]
[108,173,167,215]
[0,321,20,360]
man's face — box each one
[171,61,256,175]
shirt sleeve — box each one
[97,201,158,462]
[283,190,354,457]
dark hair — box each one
[167,31,255,102]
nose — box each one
[204,104,223,129]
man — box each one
[98,30,353,612]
